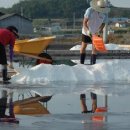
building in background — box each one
[0,13,33,34]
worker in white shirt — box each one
[80,0,110,65]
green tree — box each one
[0,0,130,19]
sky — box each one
[0,0,19,8]
[0,0,130,8]
[110,0,130,8]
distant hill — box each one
[0,0,130,19]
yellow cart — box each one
[14,36,56,65]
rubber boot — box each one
[90,54,97,65]
[80,53,86,64]
[2,69,11,84]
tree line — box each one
[0,0,130,19]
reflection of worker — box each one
[0,90,15,118]
[0,26,19,83]
[0,90,7,118]
[80,92,97,113]
[80,0,110,65]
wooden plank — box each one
[10,96,52,106]
[14,50,130,61]
[46,50,130,60]
[14,52,52,62]
[0,70,17,78]
[47,50,130,55]
[47,43,78,50]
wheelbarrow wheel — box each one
[36,52,52,65]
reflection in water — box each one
[0,88,51,116]
[0,89,19,123]
[80,93,98,114]
[13,94,51,115]
[0,82,130,129]
[1,81,130,96]
[80,91,108,130]
[0,89,15,118]
[83,114,107,130]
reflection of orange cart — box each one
[14,36,56,64]
[14,102,50,115]
[11,92,52,115]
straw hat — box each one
[90,0,110,13]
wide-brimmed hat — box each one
[90,0,110,13]
[6,26,19,38]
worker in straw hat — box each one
[80,0,110,65]
[0,26,19,83]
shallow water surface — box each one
[1,82,130,130]
[1,113,130,130]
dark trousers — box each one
[0,43,7,65]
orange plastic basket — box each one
[92,35,107,53]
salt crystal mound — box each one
[12,43,128,85]
[70,43,129,50]
[11,60,130,85]
[70,43,129,64]
[10,43,130,96]
[10,60,130,96]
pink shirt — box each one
[0,28,16,62]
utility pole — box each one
[103,14,108,44]
[103,0,111,108]
[103,0,111,44]
[86,0,90,4]
[73,12,75,29]
[19,0,23,16]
